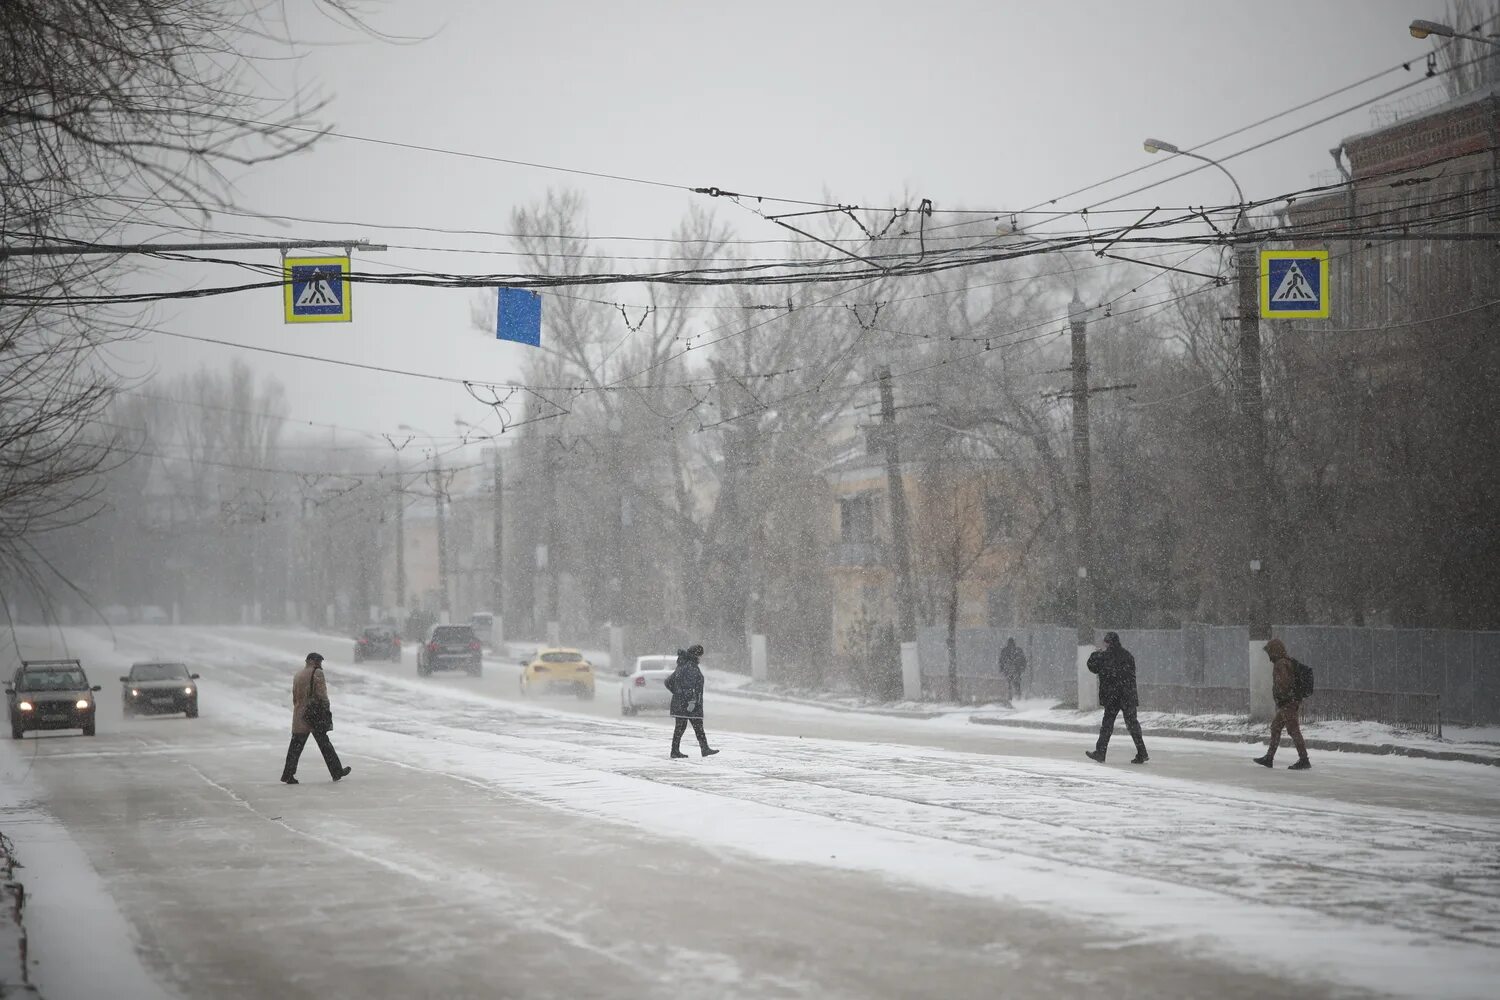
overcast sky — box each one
[112,0,1453,460]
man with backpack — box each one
[1254,638,1312,771]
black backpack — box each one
[1290,658,1315,701]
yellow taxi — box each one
[518,647,596,701]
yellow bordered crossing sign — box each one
[1259,249,1329,319]
[284,255,352,323]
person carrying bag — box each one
[281,652,351,784]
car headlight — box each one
[131,689,139,696]
[184,687,194,695]
[18,701,32,712]
[75,699,90,710]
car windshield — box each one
[131,663,188,681]
[432,627,473,642]
[362,628,391,639]
[19,669,88,691]
[541,651,583,663]
[470,615,492,625]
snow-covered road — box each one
[2,626,1497,999]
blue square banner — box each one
[497,288,542,346]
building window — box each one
[983,495,1011,539]
[840,494,875,543]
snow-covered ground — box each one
[1,625,1498,999]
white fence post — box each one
[901,642,922,701]
[609,625,625,675]
[1248,639,1274,721]
[750,634,768,682]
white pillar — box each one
[173,602,183,626]
[750,634,768,682]
[546,620,560,646]
[1077,646,1098,711]
[494,613,504,649]
[439,609,451,625]
[609,625,625,676]
[1248,640,1274,721]
[325,602,336,628]
[239,603,250,626]
[901,642,922,701]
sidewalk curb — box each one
[719,687,947,719]
[968,716,1500,766]
[0,834,41,997]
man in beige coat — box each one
[280,652,351,784]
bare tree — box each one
[0,0,378,605]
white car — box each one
[619,655,677,716]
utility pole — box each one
[1068,294,1098,709]
[1235,219,1271,678]
[545,432,560,637]
[491,446,504,644]
[877,367,917,643]
[432,452,451,623]
[394,457,406,616]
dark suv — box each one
[354,625,402,663]
[417,624,483,677]
[121,661,200,718]
[7,660,101,738]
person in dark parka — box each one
[1085,632,1149,764]
[664,644,718,759]
[997,638,1027,702]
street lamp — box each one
[1142,135,1272,717]
[1143,138,1246,226]
[1410,18,1500,45]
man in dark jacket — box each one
[1085,632,1148,764]
[664,644,718,759]
[1254,638,1311,770]
[997,638,1027,702]
[281,652,351,784]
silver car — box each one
[620,655,677,716]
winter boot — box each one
[280,775,299,784]
[1252,755,1274,768]
[333,766,351,781]
[701,747,719,758]
[1130,752,1149,764]
[670,750,689,759]
[1288,758,1312,771]
[1084,750,1106,763]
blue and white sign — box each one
[497,288,542,346]
[283,255,351,323]
[1260,250,1330,319]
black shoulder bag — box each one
[305,667,333,732]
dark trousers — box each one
[1268,700,1308,761]
[282,729,343,780]
[671,717,709,753]
[1096,704,1147,757]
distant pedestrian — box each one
[997,637,1028,703]
[1254,638,1311,770]
[281,653,351,784]
[1084,632,1148,764]
[664,644,718,759]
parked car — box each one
[520,648,595,700]
[469,612,495,649]
[417,624,483,677]
[619,654,676,716]
[121,662,199,718]
[7,660,101,738]
[354,625,402,663]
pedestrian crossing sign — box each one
[1260,249,1329,319]
[284,255,352,323]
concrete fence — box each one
[914,622,1499,727]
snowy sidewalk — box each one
[725,684,1500,766]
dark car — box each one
[354,625,402,663]
[7,660,101,738]
[417,624,482,677]
[121,661,199,719]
